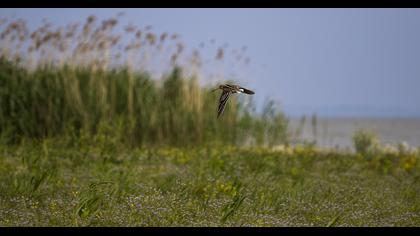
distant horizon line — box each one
[286,114,420,119]
[281,105,420,118]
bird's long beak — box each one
[211,87,219,92]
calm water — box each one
[288,117,420,150]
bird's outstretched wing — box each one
[217,90,231,118]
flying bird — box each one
[212,84,255,118]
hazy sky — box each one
[1,8,420,117]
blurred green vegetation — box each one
[353,130,379,155]
[0,14,288,147]
[0,58,288,147]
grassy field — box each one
[0,15,419,227]
[0,139,419,226]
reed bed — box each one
[0,14,288,147]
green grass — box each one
[0,140,419,226]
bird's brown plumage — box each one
[213,84,255,118]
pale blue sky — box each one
[1,8,420,117]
